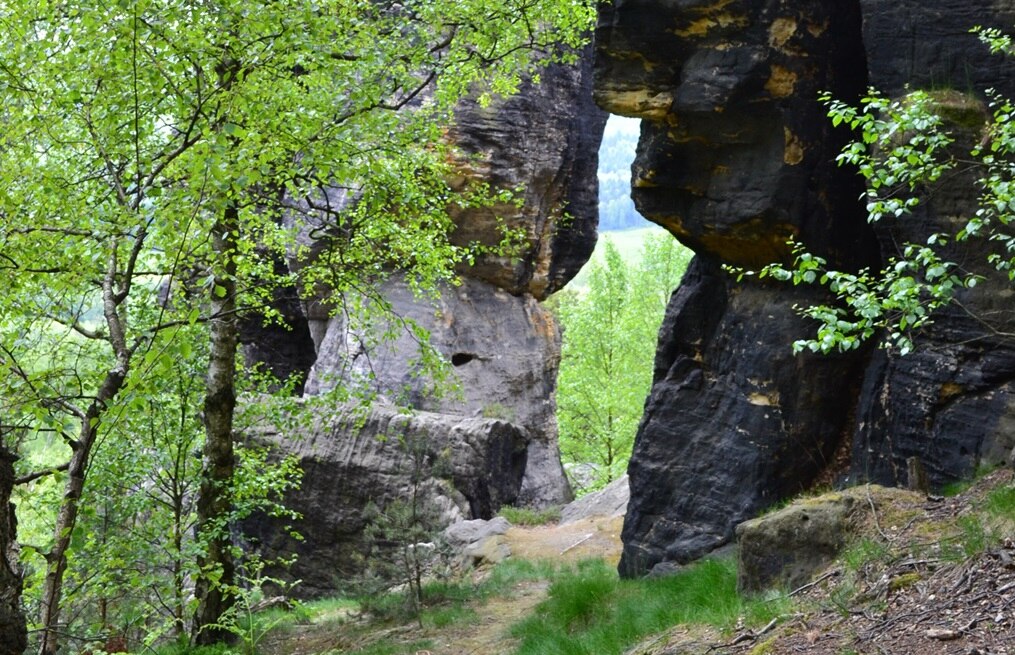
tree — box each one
[0,1,595,650]
[555,233,690,493]
[0,442,26,655]
[750,28,1015,357]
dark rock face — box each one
[596,0,880,577]
[448,49,608,299]
[859,1,1015,99]
[239,284,317,393]
[597,0,1015,577]
[620,258,870,574]
[850,91,1015,488]
[597,0,874,269]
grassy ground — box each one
[158,470,1015,655]
[565,226,670,291]
[510,557,788,655]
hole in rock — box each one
[552,113,695,497]
[451,352,477,367]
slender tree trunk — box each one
[193,205,239,644]
[172,499,185,637]
[0,445,26,655]
[38,251,132,655]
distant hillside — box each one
[564,225,673,292]
[598,116,650,232]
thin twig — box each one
[560,533,593,555]
[867,485,891,541]
[789,569,840,597]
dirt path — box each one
[419,515,625,654]
[261,514,624,655]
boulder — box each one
[560,475,630,524]
[444,516,511,549]
[736,492,858,593]
[445,517,513,569]
[243,404,529,598]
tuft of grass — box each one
[841,538,890,573]
[985,484,1015,518]
[425,605,477,628]
[498,505,561,526]
[480,557,559,593]
[941,480,973,497]
[509,557,788,655]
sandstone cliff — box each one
[243,44,606,593]
[596,0,1015,576]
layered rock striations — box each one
[596,0,879,576]
[596,0,1015,576]
[850,0,1015,489]
[243,406,529,598]
[244,45,606,593]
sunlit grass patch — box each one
[510,557,788,655]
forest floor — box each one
[627,468,1015,655]
[257,515,625,655]
[258,472,1015,655]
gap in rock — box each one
[552,113,694,496]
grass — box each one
[345,639,435,655]
[985,483,1015,517]
[509,557,789,655]
[498,505,561,526]
[841,537,890,573]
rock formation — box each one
[595,0,1015,576]
[243,405,528,597]
[596,0,879,576]
[243,44,606,594]
[850,0,1015,492]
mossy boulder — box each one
[736,485,921,593]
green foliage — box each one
[0,0,597,649]
[742,28,1015,355]
[198,556,302,655]
[841,538,891,573]
[497,505,562,526]
[556,233,691,493]
[356,433,456,624]
[985,484,1015,517]
[510,557,788,655]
